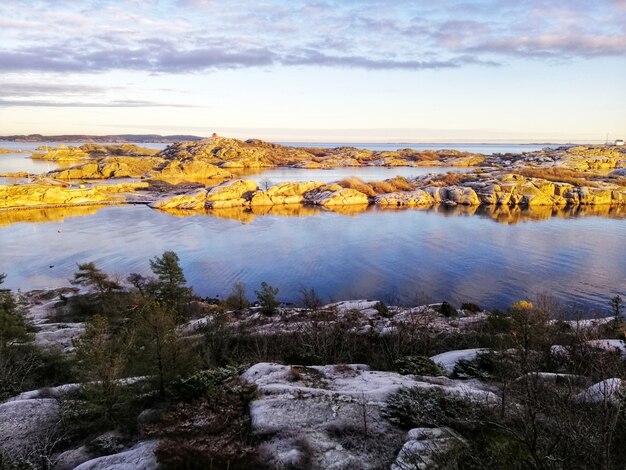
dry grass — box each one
[516,168,600,187]
[338,176,415,196]
[425,172,474,187]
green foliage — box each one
[131,300,198,398]
[255,282,279,315]
[169,366,247,402]
[148,251,192,312]
[374,301,390,316]
[461,302,482,313]
[0,286,31,349]
[610,295,623,318]
[393,355,446,376]
[74,315,136,425]
[70,262,121,296]
[452,352,496,380]
[439,301,457,317]
[383,386,486,429]
[70,262,122,316]
[225,282,249,311]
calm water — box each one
[0,205,623,313]
[235,166,473,185]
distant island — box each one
[0,134,204,143]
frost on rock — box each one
[0,398,60,459]
[586,339,626,357]
[72,440,158,470]
[430,348,486,374]
[392,427,462,470]
[576,378,624,404]
[243,363,497,469]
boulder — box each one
[303,185,369,206]
[53,446,92,470]
[242,362,498,470]
[205,179,258,208]
[444,187,480,206]
[150,188,209,210]
[250,181,326,206]
[392,427,459,470]
[0,184,123,209]
[375,190,434,207]
[49,157,164,179]
[73,441,159,470]
[0,399,60,460]
[576,378,623,404]
[430,349,486,374]
[156,159,231,180]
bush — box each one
[255,282,279,315]
[374,301,390,316]
[145,378,259,469]
[393,356,446,376]
[299,287,323,311]
[383,386,486,429]
[169,366,247,402]
[439,301,457,317]
[461,302,482,313]
[225,282,249,312]
[452,352,496,380]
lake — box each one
[0,204,623,314]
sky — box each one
[0,0,625,142]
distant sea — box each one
[0,140,562,156]
[277,142,561,154]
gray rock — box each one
[88,430,128,456]
[73,440,159,470]
[53,445,92,470]
[0,398,60,460]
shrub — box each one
[461,302,482,313]
[299,287,323,311]
[439,301,457,317]
[374,301,390,316]
[145,378,259,469]
[393,356,445,376]
[169,366,246,402]
[383,386,486,429]
[452,352,496,380]
[225,282,249,312]
[255,282,279,315]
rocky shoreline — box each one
[1,137,625,214]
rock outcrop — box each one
[242,362,497,469]
[0,182,146,209]
[48,157,165,179]
[303,184,370,207]
[205,179,259,208]
[156,158,232,180]
[250,181,326,206]
[0,399,61,460]
[72,441,159,470]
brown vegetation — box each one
[515,167,600,187]
[337,176,416,196]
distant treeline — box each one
[0,134,204,143]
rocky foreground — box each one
[0,137,625,214]
[2,293,623,469]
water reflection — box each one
[0,204,623,311]
[0,205,108,226]
[2,202,624,227]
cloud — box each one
[0,82,110,96]
[0,99,198,107]
[0,0,624,75]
